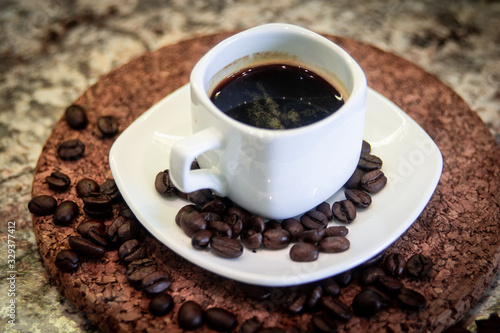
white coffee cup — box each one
[170,23,367,219]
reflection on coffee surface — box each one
[210,64,345,129]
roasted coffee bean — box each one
[345,189,372,208]
[202,199,228,216]
[249,215,266,233]
[262,228,291,250]
[321,277,340,297]
[316,201,332,220]
[97,115,118,137]
[177,300,204,330]
[359,266,385,286]
[28,195,57,216]
[155,169,176,197]
[352,287,391,317]
[240,229,263,250]
[359,251,385,268]
[289,242,318,262]
[119,206,137,220]
[384,253,406,278]
[205,307,238,332]
[77,221,105,237]
[239,317,263,333]
[87,227,109,247]
[287,292,307,313]
[225,213,243,238]
[108,216,141,245]
[46,171,71,191]
[360,169,387,193]
[211,235,243,258]
[281,218,304,240]
[239,283,271,301]
[68,236,105,259]
[100,179,121,202]
[82,192,112,211]
[332,200,356,223]
[306,285,323,309]
[141,271,172,295]
[186,189,214,207]
[208,221,232,238]
[57,139,85,160]
[406,253,433,278]
[299,229,325,243]
[311,313,338,333]
[76,178,100,197]
[227,206,252,226]
[149,292,174,316]
[265,219,282,231]
[320,295,352,322]
[357,154,383,171]
[126,258,157,284]
[361,140,371,154]
[191,229,213,250]
[118,239,147,263]
[175,205,198,226]
[180,211,207,237]
[300,210,328,230]
[324,226,349,237]
[53,200,79,226]
[65,104,88,129]
[55,250,79,272]
[318,236,350,253]
[202,211,222,222]
[344,168,365,189]
[334,269,353,287]
[397,287,426,310]
[376,275,403,296]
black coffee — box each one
[210,64,345,129]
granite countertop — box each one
[0,0,498,332]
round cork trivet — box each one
[31,32,500,332]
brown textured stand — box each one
[31,33,500,332]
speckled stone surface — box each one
[0,1,499,332]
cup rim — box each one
[190,23,367,136]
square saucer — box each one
[109,84,442,287]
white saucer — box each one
[109,84,442,287]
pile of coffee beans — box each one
[156,140,388,263]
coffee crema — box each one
[210,64,345,130]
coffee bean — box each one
[332,200,356,223]
[265,219,282,231]
[318,236,350,253]
[97,115,119,137]
[345,189,372,208]
[359,251,385,268]
[45,171,71,191]
[77,221,105,237]
[224,213,243,239]
[359,266,385,286]
[55,250,79,272]
[141,271,172,295]
[300,210,328,230]
[352,287,391,317]
[361,140,371,154]
[360,169,387,193]
[286,292,307,313]
[281,218,304,241]
[205,307,238,332]
[76,178,100,197]
[118,239,147,263]
[177,300,204,330]
[334,270,353,287]
[186,189,214,207]
[306,285,323,309]
[384,253,406,278]
[64,104,88,130]
[68,236,105,259]
[57,139,85,160]
[311,313,338,333]
[108,216,141,245]
[180,211,207,237]
[126,258,157,284]
[397,287,426,310]
[100,179,121,202]
[87,227,110,247]
[299,229,325,243]
[191,229,213,250]
[53,200,79,226]
[344,168,364,189]
[262,228,291,250]
[149,292,174,317]
[82,192,112,211]
[376,275,403,296]
[175,204,198,226]
[321,277,340,297]
[316,201,332,220]
[406,253,433,278]
[320,295,352,322]
[240,229,263,250]
[239,283,271,301]
[211,235,243,258]
[289,243,318,262]
[28,195,57,216]
[208,221,232,238]
[324,226,349,237]
[201,199,228,216]
[239,317,263,333]
[248,215,266,233]
[155,169,176,197]
[357,154,383,171]
[201,211,221,222]
[119,206,137,220]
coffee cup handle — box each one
[169,128,228,196]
